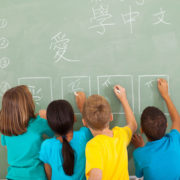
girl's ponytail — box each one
[47,100,75,176]
[62,136,74,175]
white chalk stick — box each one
[116,89,121,94]
[74,92,78,96]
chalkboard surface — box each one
[0,0,180,178]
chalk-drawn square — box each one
[18,77,53,109]
[97,75,134,114]
[61,76,91,114]
[138,75,169,114]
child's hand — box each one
[114,85,127,102]
[39,109,47,119]
[131,134,145,148]
[158,78,169,99]
[75,92,86,113]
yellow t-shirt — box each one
[85,126,132,180]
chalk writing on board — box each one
[91,0,102,2]
[102,77,111,87]
[61,76,91,114]
[50,32,80,63]
[145,80,156,88]
[68,79,84,92]
[119,0,144,6]
[0,18,7,29]
[121,6,140,34]
[28,85,43,105]
[153,8,170,25]
[138,75,169,114]
[97,75,134,114]
[0,81,10,96]
[136,0,144,6]
[0,37,9,49]
[89,5,115,35]
[0,57,9,69]
[18,77,53,106]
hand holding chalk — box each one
[74,91,78,96]
[157,78,169,99]
[116,89,121,94]
[114,85,127,102]
[74,91,86,113]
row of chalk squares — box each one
[16,75,169,115]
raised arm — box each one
[114,85,137,133]
[158,78,180,132]
[74,91,86,113]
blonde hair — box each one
[82,95,111,130]
[0,85,35,136]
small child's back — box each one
[1,115,53,180]
[40,127,92,180]
[86,126,132,180]
[133,129,180,180]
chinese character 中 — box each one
[121,6,140,34]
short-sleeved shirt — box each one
[85,126,132,180]
[39,127,93,180]
[1,115,54,180]
[133,129,180,180]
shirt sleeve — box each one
[133,150,143,178]
[80,127,93,142]
[85,141,103,178]
[38,115,54,138]
[115,126,132,146]
[1,134,6,146]
[168,129,180,144]
[39,140,49,164]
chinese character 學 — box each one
[50,32,80,63]
[89,5,115,35]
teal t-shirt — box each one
[133,129,180,180]
[39,127,93,180]
[1,115,54,180]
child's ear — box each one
[82,118,87,127]
[74,115,77,122]
[110,113,113,122]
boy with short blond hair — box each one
[80,85,137,180]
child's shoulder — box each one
[112,126,132,138]
[41,137,58,149]
[74,127,92,141]
[75,127,90,134]
[28,115,46,127]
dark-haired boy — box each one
[132,79,180,180]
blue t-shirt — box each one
[1,115,54,180]
[133,129,180,180]
[39,127,93,180]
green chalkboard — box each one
[0,0,180,178]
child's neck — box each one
[90,127,113,137]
